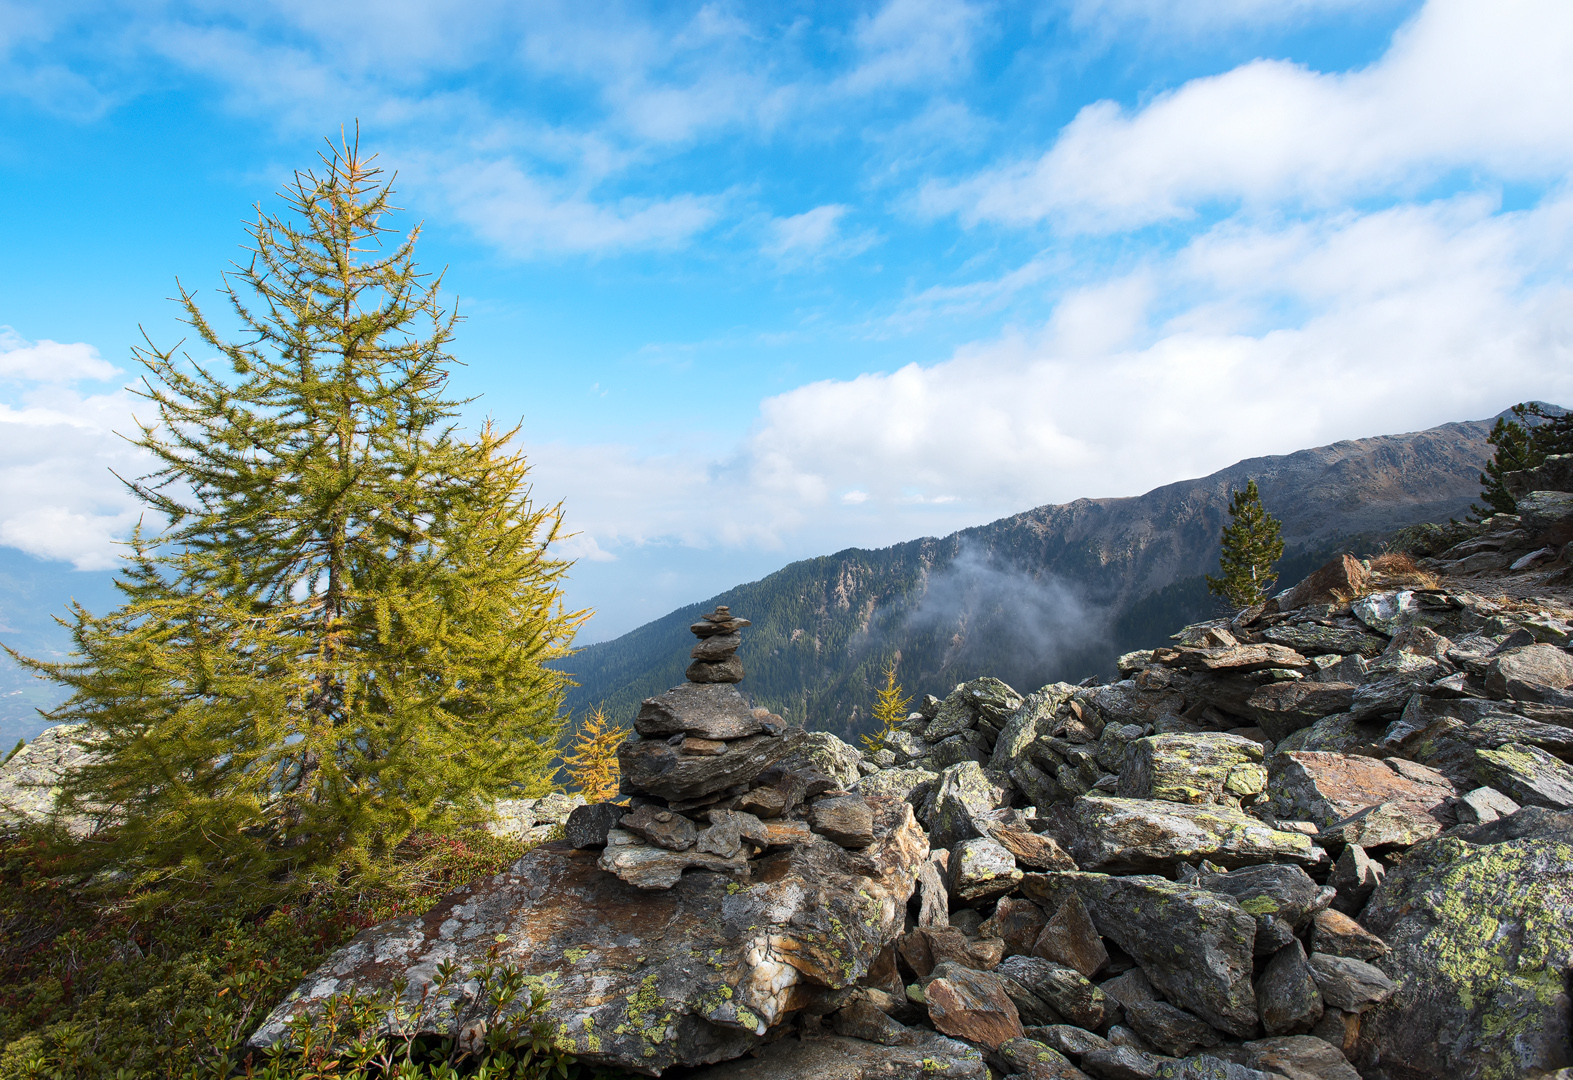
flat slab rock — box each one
[619,729,797,801]
[250,798,927,1075]
[679,1032,987,1079]
[1059,796,1323,874]
[633,682,769,740]
[1267,751,1455,828]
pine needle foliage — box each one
[13,134,587,900]
[560,706,626,803]
[861,661,911,755]
[1205,479,1285,607]
[1472,402,1573,519]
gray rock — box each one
[1473,742,1573,809]
[0,724,105,838]
[1453,785,1521,824]
[633,681,768,740]
[599,828,748,888]
[1485,643,1573,702]
[809,794,875,847]
[619,729,794,801]
[931,730,994,770]
[1254,941,1323,1035]
[997,1037,1092,1080]
[1154,1055,1279,1080]
[1211,1036,1359,1080]
[684,1031,987,1079]
[778,730,866,790]
[1029,1025,1114,1058]
[989,820,1079,871]
[883,729,929,765]
[1304,953,1395,1014]
[829,998,923,1046]
[1099,968,1160,1010]
[1311,653,1369,684]
[1327,844,1384,915]
[1513,489,1573,533]
[1116,733,1267,805]
[852,766,937,806]
[620,803,699,850]
[687,655,745,683]
[565,801,627,848]
[252,796,928,1074]
[917,857,950,928]
[1306,910,1389,961]
[1246,682,1358,742]
[997,955,1114,1030]
[1081,1047,1165,1080]
[1261,623,1386,658]
[1251,916,1298,957]
[1029,872,1259,1037]
[1196,863,1334,929]
[949,837,1023,906]
[1125,1000,1220,1057]
[1314,800,1444,849]
[1351,591,1418,635]
[1063,796,1324,874]
[927,761,1012,850]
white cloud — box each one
[0,336,149,570]
[842,0,986,94]
[761,204,878,263]
[0,327,119,382]
[1067,0,1391,34]
[924,0,1573,232]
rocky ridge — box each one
[10,467,1573,1079]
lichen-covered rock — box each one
[927,761,1011,850]
[948,836,1024,905]
[1314,800,1445,849]
[997,1037,1091,1080]
[1061,796,1323,874]
[1304,953,1394,1013]
[0,723,102,837]
[1031,1024,1113,1059]
[1484,643,1573,702]
[1155,644,1314,675]
[852,766,936,805]
[1245,682,1358,743]
[1195,864,1333,929]
[1267,751,1456,828]
[1082,1046,1165,1080]
[1261,623,1386,658]
[1116,733,1267,805]
[1124,1000,1220,1057]
[778,730,865,790]
[1472,743,1573,809]
[996,955,1113,1030]
[1355,809,1573,1080]
[250,797,928,1075]
[1211,1036,1359,1080]
[1026,872,1259,1037]
[1254,942,1323,1035]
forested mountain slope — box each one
[568,415,1499,741]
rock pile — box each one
[250,610,946,1075]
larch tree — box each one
[861,660,912,755]
[1206,479,1285,608]
[560,706,627,803]
[17,135,587,898]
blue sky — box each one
[2,0,1572,643]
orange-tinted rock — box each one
[1277,555,1371,611]
[925,962,1025,1050]
[1267,751,1456,828]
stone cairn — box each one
[567,606,884,888]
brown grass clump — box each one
[1367,552,1442,590]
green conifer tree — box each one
[1205,479,1285,607]
[15,135,587,897]
[1471,403,1573,519]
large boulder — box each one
[778,730,866,790]
[1057,796,1323,874]
[0,724,102,837]
[1275,556,1371,612]
[1472,743,1573,810]
[619,729,796,802]
[1116,733,1267,805]
[1245,683,1358,743]
[1484,644,1573,703]
[250,797,928,1074]
[1024,872,1260,1037]
[1266,751,1456,829]
[926,761,1011,851]
[1355,808,1573,1080]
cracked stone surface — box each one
[250,797,927,1075]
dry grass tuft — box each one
[1367,552,1442,590]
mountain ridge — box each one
[561,413,1507,741]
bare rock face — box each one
[1060,796,1323,874]
[250,797,927,1075]
[0,723,102,837]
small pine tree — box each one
[14,134,587,897]
[561,706,627,802]
[1472,403,1573,519]
[1206,479,1285,607]
[861,661,912,754]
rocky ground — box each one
[11,467,1573,1080]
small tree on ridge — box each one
[1206,478,1284,608]
[862,661,912,754]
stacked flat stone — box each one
[579,607,886,889]
[686,603,749,683]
